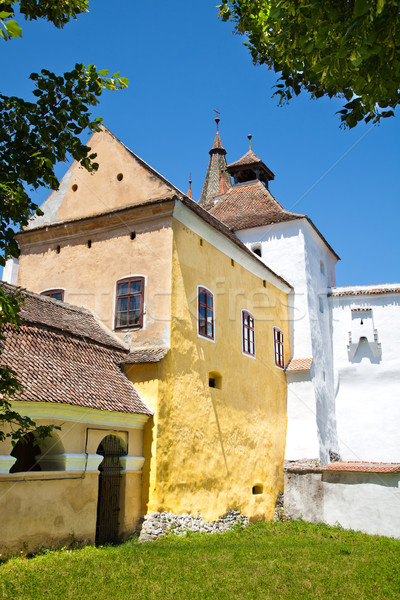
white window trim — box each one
[113,274,147,331]
[241,309,256,359]
[273,326,285,370]
[197,284,215,343]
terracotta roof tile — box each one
[121,344,169,365]
[1,324,152,415]
[321,462,400,473]
[330,285,400,297]
[210,181,303,231]
[285,358,313,372]
[228,150,265,168]
[2,283,126,351]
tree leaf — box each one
[5,19,22,38]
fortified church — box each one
[1,119,399,553]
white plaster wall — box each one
[238,220,311,356]
[238,218,339,462]
[331,290,400,462]
[285,374,320,460]
[302,222,339,463]
[285,470,400,539]
[2,257,19,285]
[323,472,400,538]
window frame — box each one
[114,276,145,330]
[242,309,255,358]
[41,289,64,302]
[273,326,285,369]
[197,286,215,342]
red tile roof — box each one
[285,358,313,372]
[228,150,268,169]
[210,181,303,230]
[121,344,169,365]
[1,323,151,415]
[0,285,151,416]
[321,462,400,473]
[2,283,126,351]
[330,285,400,297]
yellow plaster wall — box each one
[43,128,176,223]
[0,416,145,554]
[0,474,99,555]
[144,219,289,521]
[17,218,173,344]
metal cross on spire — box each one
[214,108,220,129]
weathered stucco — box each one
[0,410,145,555]
[17,206,174,345]
[128,217,290,522]
[28,127,178,228]
[284,468,400,539]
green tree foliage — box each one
[219,0,400,127]
[0,0,128,444]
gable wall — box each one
[29,129,176,228]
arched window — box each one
[115,276,145,329]
[242,310,255,357]
[41,289,64,301]
[10,432,65,473]
[198,286,214,340]
[273,327,285,368]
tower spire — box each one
[187,174,193,200]
[199,112,232,210]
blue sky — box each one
[2,0,399,286]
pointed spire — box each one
[187,174,193,200]
[199,113,232,210]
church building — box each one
[1,125,292,554]
[1,117,399,549]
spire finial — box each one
[214,108,220,131]
[248,134,252,151]
[187,173,193,200]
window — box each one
[242,310,255,356]
[41,289,64,302]
[208,371,222,389]
[198,287,214,340]
[10,431,65,473]
[273,327,284,368]
[115,276,145,329]
[251,244,262,257]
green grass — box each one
[1,521,399,600]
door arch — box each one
[95,435,126,545]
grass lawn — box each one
[0,520,399,600]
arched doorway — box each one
[95,435,126,545]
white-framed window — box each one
[273,326,284,368]
[198,286,214,341]
[242,310,255,357]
